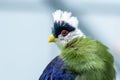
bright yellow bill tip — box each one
[48,34,55,42]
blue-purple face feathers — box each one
[52,21,75,38]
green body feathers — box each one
[60,37,115,80]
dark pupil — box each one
[61,30,69,36]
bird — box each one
[39,10,116,80]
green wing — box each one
[60,37,116,80]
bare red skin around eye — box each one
[61,30,69,36]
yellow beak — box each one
[48,34,55,42]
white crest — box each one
[52,10,79,28]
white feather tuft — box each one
[52,10,63,22]
[67,17,78,28]
[52,10,79,28]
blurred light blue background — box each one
[0,0,120,80]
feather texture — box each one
[60,37,115,80]
[40,37,115,80]
[39,56,75,80]
[52,10,78,28]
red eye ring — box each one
[61,30,69,36]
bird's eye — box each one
[61,30,69,36]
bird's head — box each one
[48,10,85,49]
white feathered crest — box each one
[52,10,79,28]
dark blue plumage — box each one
[52,21,75,38]
[39,56,75,80]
